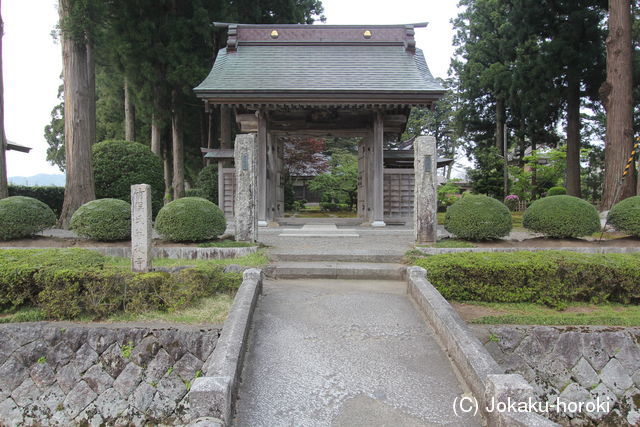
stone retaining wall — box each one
[473,325,640,425]
[0,323,220,426]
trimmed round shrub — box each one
[523,195,600,238]
[70,199,131,241]
[607,196,640,237]
[194,164,218,203]
[155,197,226,242]
[92,140,164,215]
[546,186,567,196]
[0,196,56,240]
[444,195,512,240]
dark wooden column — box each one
[372,111,386,226]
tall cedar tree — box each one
[0,0,7,199]
[57,0,99,228]
[601,0,635,208]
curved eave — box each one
[194,89,445,107]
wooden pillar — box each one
[372,112,386,227]
[257,109,268,226]
[220,105,231,150]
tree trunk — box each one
[171,89,184,199]
[565,71,582,197]
[57,0,96,228]
[150,85,162,156]
[0,2,8,200]
[601,0,634,209]
[495,98,505,153]
[124,75,135,141]
[163,139,172,204]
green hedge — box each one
[444,195,512,240]
[523,195,600,238]
[546,186,567,196]
[0,249,241,320]
[155,197,226,242]
[93,140,165,215]
[415,251,640,308]
[70,199,131,241]
[8,185,64,215]
[194,164,218,203]
[0,196,57,240]
[608,196,640,237]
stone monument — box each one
[414,136,438,243]
[131,184,153,272]
[234,134,258,242]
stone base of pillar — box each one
[371,221,386,227]
[258,221,268,227]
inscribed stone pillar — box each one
[414,136,438,243]
[234,134,258,242]
[372,112,386,227]
[257,110,268,227]
[131,184,153,272]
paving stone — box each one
[129,335,160,367]
[13,340,48,367]
[514,334,545,367]
[37,384,66,414]
[94,388,129,420]
[628,410,640,425]
[63,381,97,419]
[100,342,128,379]
[538,357,572,390]
[571,357,600,390]
[147,375,187,420]
[633,370,640,388]
[613,338,640,372]
[173,353,203,381]
[0,398,24,427]
[130,381,156,413]
[0,334,18,366]
[46,342,75,368]
[87,329,116,354]
[83,364,114,395]
[558,383,591,418]
[74,401,103,426]
[0,356,28,393]
[11,378,41,408]
[145,348,172,384]
[55,361,83,394]
[155,330,184,362]
[113,363,143,398]
[29,362,56,390]
[531,326,560,350]
[587,383,618,421]
[581,333,610,372]
[601,331,628,359]
[75,343,99,373]
[601,358,633,396]
[552,332,582,368]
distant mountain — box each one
[9,174,65,187]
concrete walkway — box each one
[233,279,480,426]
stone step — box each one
[277,232,360,238]
[268,252,404,263]
[265,262,406,280]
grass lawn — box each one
[104,251,269,269]
[417,239,477,248]
[454,301,640,326]
[0,295,235,325]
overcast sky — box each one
[2,0,461,178]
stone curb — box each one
[188,268,263,425]
[0,246,258,260]
[416,246,640,255]
[406,266,557,426]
